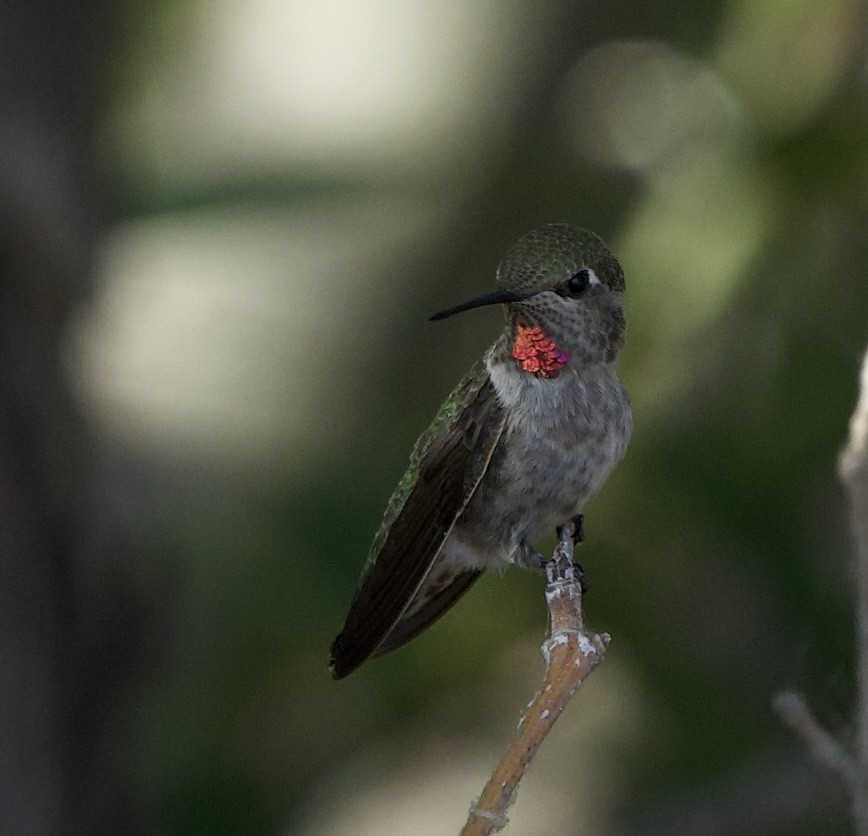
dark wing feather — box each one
[330,362,505,679]
[370,569,482,658]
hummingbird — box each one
[330,223,631,679]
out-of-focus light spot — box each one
[557,40,779,411]
[623,151,770,325]
[68,198,439,472]
[110,0,531,186]
[560,40,743,172]
[618,149,773,409]
[715,0,864,136]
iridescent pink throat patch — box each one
[511,324,570,379]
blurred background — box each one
[4,0,868,833]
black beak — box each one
[429,288,526,321]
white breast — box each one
[485,354,631,550]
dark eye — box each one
[563,270,590,298]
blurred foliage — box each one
[61,0,868,833]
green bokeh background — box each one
[8,0,868,833]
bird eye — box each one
[564,270,590,298]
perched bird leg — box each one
[517,513,585,574]
[572,563,589,595]
[556,515,589,594]
[517,518,589,592]
[570,513,585,544]
[515,540,548,571]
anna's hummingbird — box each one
[330,223,631,679]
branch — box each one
[460,521,609,835]
[774,691,861,789]
[838,346,868,833]
[840,349,868,786]
[775,345,868,834]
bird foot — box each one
[516,514,589,592]
[516,542,548,572]
[556,514,585,545]
[555,515,588,593]
[572,561,589,594]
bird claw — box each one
[553,516,588,592]
[572,560,589,594]
[518,515,589,590]
[571,514,585,545]
[555,514,585,546]
[516,545,548,571]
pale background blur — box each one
[3,1,867,833]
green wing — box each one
[330,361,505,678]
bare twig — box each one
[775,346,868,834]
[460,521,609,835]
[840,352,868,780]
[838,348,868,833]
[774,691,860,788]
